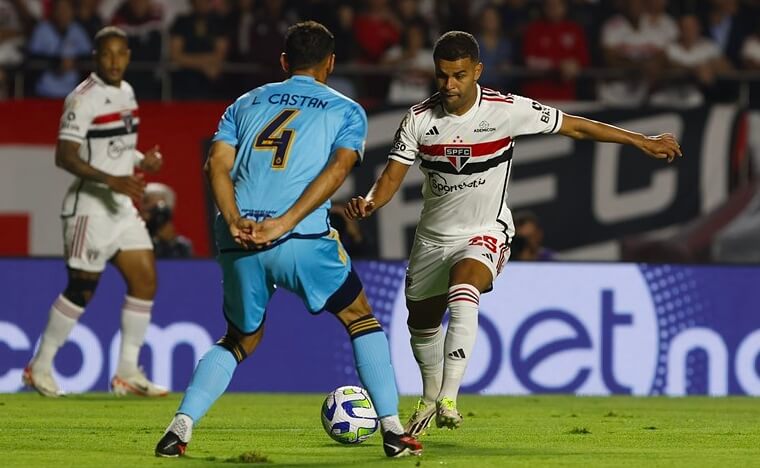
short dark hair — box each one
[284,21,335,71]
[433,31,479,62]
[94,26,128,50]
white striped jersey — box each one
[58,72,141,217]
[389,85,563,244]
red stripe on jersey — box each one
[482,97,513,103]
[91,109,139,124]
[419,137,512,157]
[413,101,440,115]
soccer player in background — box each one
[23,26,166,397]
[155,21,423,458]
[345,31,682,436]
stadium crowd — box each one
[1,0,759,106]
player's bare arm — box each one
[139,145,163,173]
[346,160,411,220]
[252,147,359,246]
[559,114,683,162]
[55,139,145,200]
[205,140,256,248]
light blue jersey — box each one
[213,75,367,251]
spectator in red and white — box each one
[598,0,667,106]
[522,0,590,101]
[476,4,512,93]
[382,21,434,104]
[110,0,163,98]
[650,14,732,108]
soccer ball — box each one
[320,386,379,444]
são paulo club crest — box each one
[444,146,471,172]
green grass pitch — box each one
[2,393,760,467]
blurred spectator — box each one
[27,0,92,98]
[141,183,193,258]
[650,14,732,108]
[353,0,400,63]
[643,0,677,45]
[435,0,476,35]
[294,1,357,62]
[76,0,103,39]
[382,21,434,104]
[395,0,431,33]
[513,211,555,261]
[246,0,295,88]
[522,0,590,101]
[702,0,750,68]
[168,0,228,99]
[353,0,401,103]
[598,0,667,106]
[111,0,164,98]
[476,4,512,92]
[741,18,760,176]
[500,0,536,57]
[220,0,255,63]
[0,0,38,99]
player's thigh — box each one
[62,215,112,273]
[271,231,354,315]
[218,251,274,335]
[448,232,510,292]
[405,237,450,302]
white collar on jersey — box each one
[89,72,127,90]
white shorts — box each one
[62,213,153,272]
[405,232,510,301]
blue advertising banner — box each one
[2,259,760,396]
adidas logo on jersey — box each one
[448,348,466,359]
[425,126,440,136]
[105,98,111,104]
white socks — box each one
[379,415,404,434]
[167,413,194,443]
[440,284,480,401]
[32,295,84,373]
[117,296,153,377]
[408,326,444,404]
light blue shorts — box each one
[218,230,351,334]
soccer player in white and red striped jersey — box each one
[23,26,167,398]
[346,31,682,436]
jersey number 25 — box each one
[254,109,299,169]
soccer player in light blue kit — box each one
[155,21,423,459]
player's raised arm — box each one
[559,114,683,162]
[346,160,411,220]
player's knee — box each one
[63,276,99,307]
[128,267,157,299]
[216,330,262,363]
[325,269,367,318]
